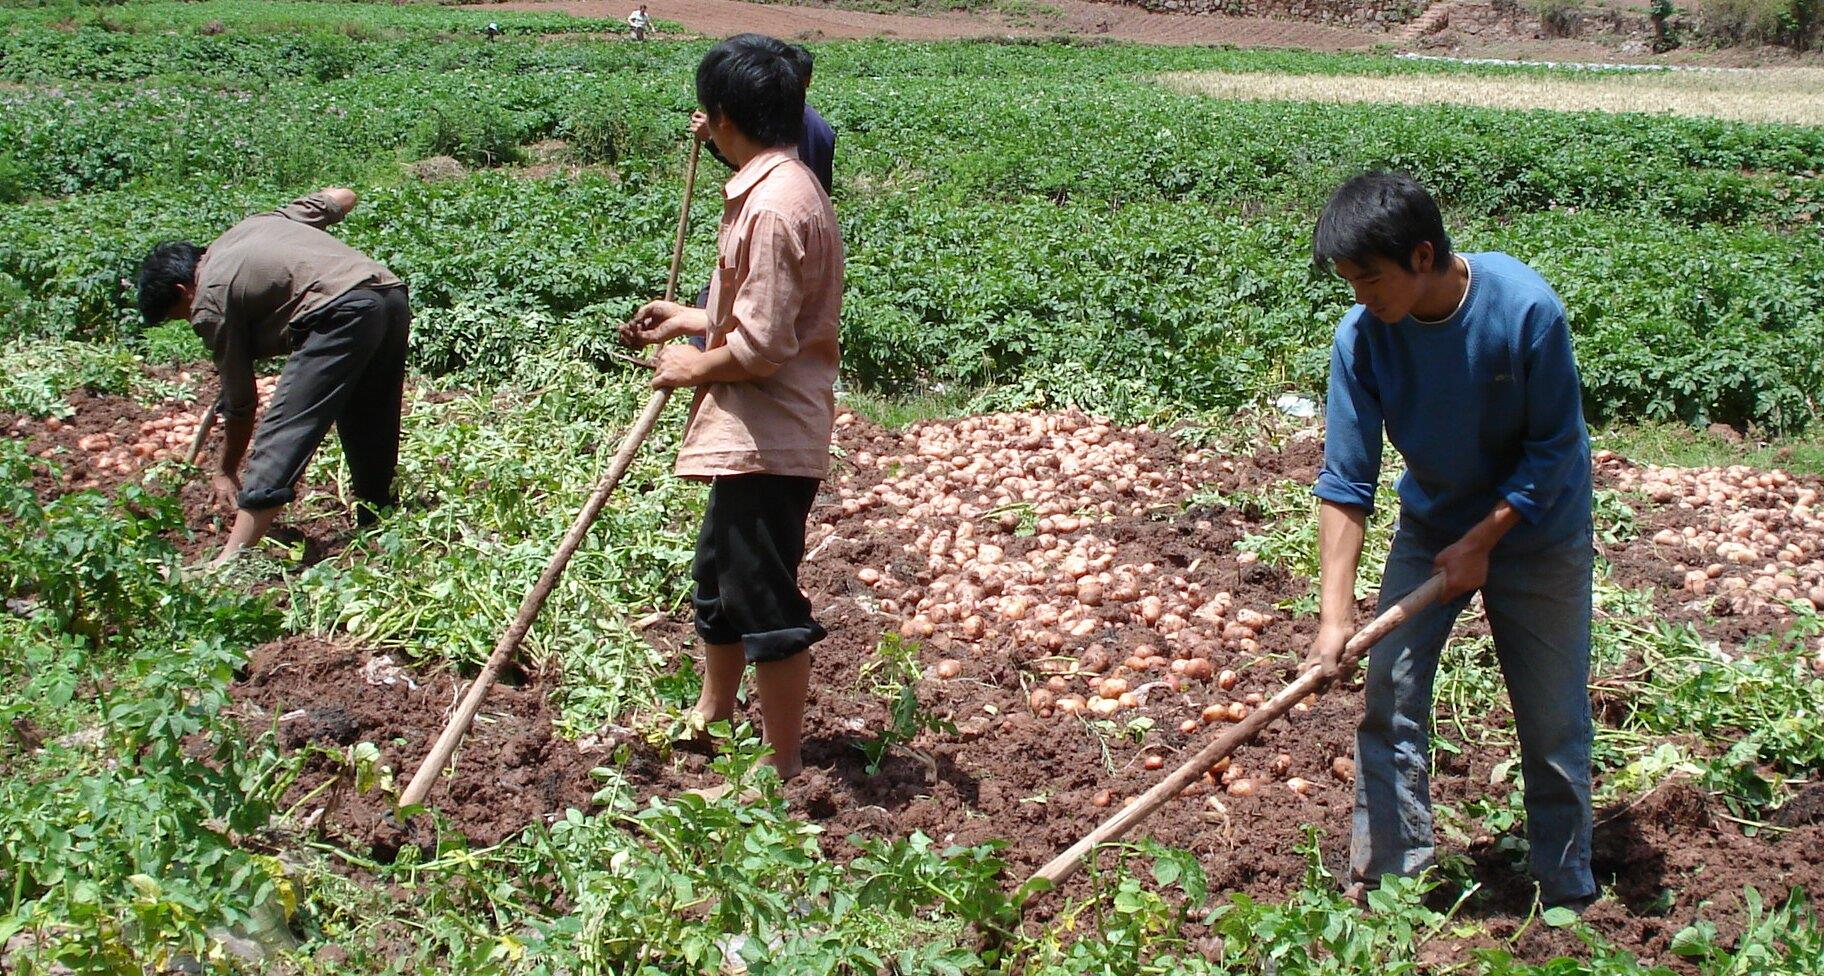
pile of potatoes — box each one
[826,410,1287,722]
[18,376,277,483]
[1602,451,1824,616]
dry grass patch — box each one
[1159,67,1824,126]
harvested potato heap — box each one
[16,375,279,484]
[822,410,1293,728]
[1602,451,1824,615]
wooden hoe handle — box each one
[398,141,703,812]
[1024,572,1447,894]
[184,400,220,467]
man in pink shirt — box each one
[621,34,843,784]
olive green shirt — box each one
[189,193,402,419]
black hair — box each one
[695,34,805,148]
[135,241,203,326]
[786,43,813,89]
[1312,171,1453,274]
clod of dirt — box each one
[1772,783,1824,828]
[407,156,468,182]
[524,139,571,164]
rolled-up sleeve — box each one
[1313,318,1384,512]
[1494,307,1587,523]
[274,192,346,230]
[721,210,806,380]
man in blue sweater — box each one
[1302,172,1595,911]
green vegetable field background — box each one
[0,1,1821,972]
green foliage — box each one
[1669,888,1824,974]
[285,360,692,730]
[0,444,188,644]
[1211,843,1463,974]
[412,97,532,168]
[1600,619,1824,813]
[855,632,957,774]
[1,18,1822,425]
[1701,0,1821,45]
[0,637,294,970]
[0,337,139,416]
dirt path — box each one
[475,0,1382,49]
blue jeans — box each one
[1351,525,1595,905]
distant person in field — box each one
[135,189,410,566]
[1301,172,1596,912]
[627,4,651,40]
[688,42,833,315]
[620,33,843,787]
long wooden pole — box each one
[1025,572,1447,894]
[184,401,220,466]
[399,140,703,811]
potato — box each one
[934,659,962,679]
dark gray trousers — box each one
[237,286,411,514]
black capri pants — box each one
[692,474,827,664]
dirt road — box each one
[474,0,1383,50]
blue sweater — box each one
[1313,252,1592,552]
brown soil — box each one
[211,409,1820,970]
[476,0,1381,49]
[14,378,1814,965]
[230,636,607,857]
[477,0,1824,64]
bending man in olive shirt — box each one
[136,188,411,565]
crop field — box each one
[1,1,1823,973]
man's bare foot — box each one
[767,756,802,781]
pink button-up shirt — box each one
[675,147,844,480]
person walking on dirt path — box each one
[135,188,410,567]
[619,33,844,785]
[627,4,651,40]
[1300,171,1596,912]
